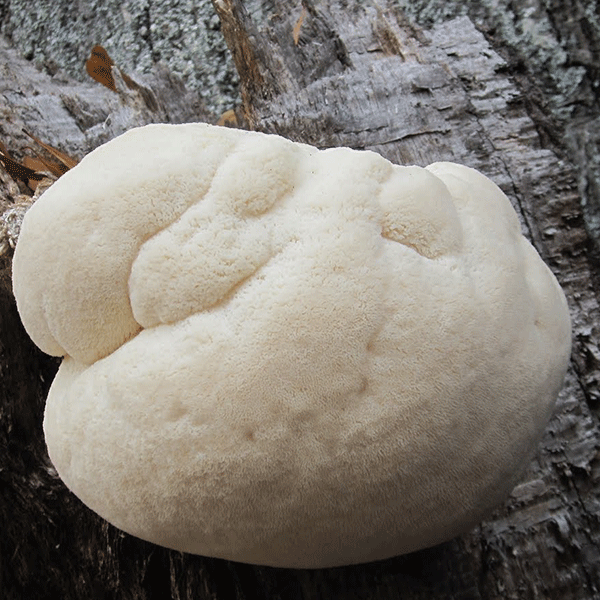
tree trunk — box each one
[1,1,599,599]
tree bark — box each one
[1,1,599,599]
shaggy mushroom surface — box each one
[12,123,571,568]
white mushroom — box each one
[12,123,571,568]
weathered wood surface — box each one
[1,1,599,598]
[390,0,600,251]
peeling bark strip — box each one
[0,0,598,598]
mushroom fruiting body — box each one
[12,123,571,568]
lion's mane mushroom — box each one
[12,123,571,568]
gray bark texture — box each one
[0,0,239,114]
[1,1,599,599]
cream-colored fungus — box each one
[12,124,571,568]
